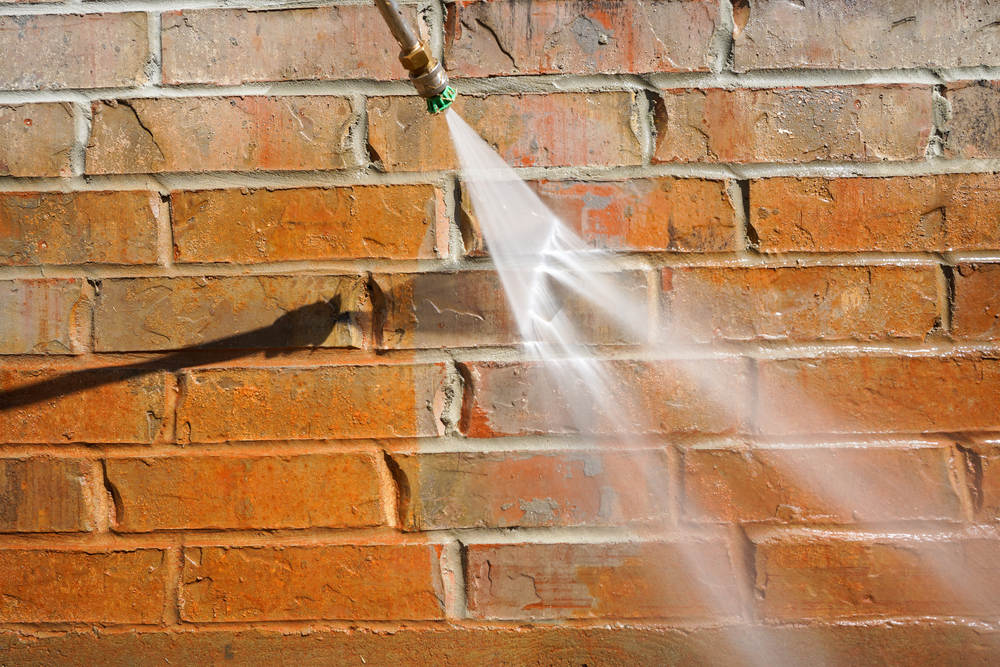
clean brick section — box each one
[0,104,75,178]
[0,13,147,90]
[953,263,1000,339]
[465,541,742,620]
[87,97,357,174]
[367,92,642,171]
[106,453,384,531]
[181,545,445,621]
[751,175,1000,253]
[162,6,412,85]
[392,449,670,530]
[0,549,166,623]
[176,364,447,442]
[0,279,85,354]
[945,81,1000,159]
[663,266,939,342]
[683,445,964,524]
[94,275,372,352]
[171,185,446,263]
[0,458,96,532]
[444,0,717,76]
[0,191,160,265]
[653,86,933,163]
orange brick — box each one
[176,364,447,443]
[181,544,445,621]
[945,82,1000,158]
[751,175,1000,253]
[972,443,1000,521]
[367,92,642,172]
[0,103,74,177]
[0,13,147,90]
[653,86,933,164]
[0,279,85,354]
[663,266,939,342]
[106,453,384,531]
[0,549,166,623]
[171,185,445,263]
[444,0,718,76]
[953,263,1000,340]
[87,97,357,174]
[0,457,96,532]
[465,541,742,620]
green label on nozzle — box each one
[427,86,457,114]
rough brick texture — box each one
[0,279,84,354]
[0,457,95,532]
[945,81,1000,158]
[953,263,1000,340]
[0,103,75,177]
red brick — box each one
[459,360,744,437]
[171,185,445,263]
[734,0,1000,71]
[757,355,1000,435]
[367,92,642,172]
[176,364,447,443]
[683,444,963,524]
[945,82,1000,158]
[392,449,669,530]
[0,13,147,90]
[0,191,160,265]
[0,103,75,177]
[0,549,166,623]
[94,275,372,352]
[181,544,444,621]
[465,541,742,620]
[0,367,168,444]
[663,266,939,342]
[106,452,384,531]
[751,175,1000,253]
[755,534,1000,620]
[953,263,1000,340]
[973,443,1000,521]
[444,0,718,76]
[653,86,933,164]
[0,279,85,354]
[0,457,95,532]
[87,97,357,174]
[162,6,410,85]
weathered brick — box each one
[755,534,1000,620]
[0,549,166,623]
[444,0,718,76]
[87,97,357,174]
[367,92,642,172]
[653,86,933,164]
[162,7,411,85]
[94,275,372,352]
[0,191,160,265]
[0,13,147,90]
[465,541,742,620]
[459,360,744,437]
[972,443,1000,521]
[0,368,167,443]
[0,280,85,354]
[757,355,1000,435]
[945,82,1000,158]
[176,364,447,443]
[663,266,939,342]
[106,452,384,531]
[0,103,75,177]
[171,185,445,264]
[181,544,444,621]
[953,263,1000,340]
[392,449,669,530]
[734,0,1000,71]
[0,457,95,532]
[683,444,963,524]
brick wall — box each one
[2,0,1000,664]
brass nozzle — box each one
[373,0,451,101]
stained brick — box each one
[181,544,444,621]
[87,97,357,174]
[171,185,445,264]
[0,13,147,90]
[663,266,939,342]
[367,92,642,172]
[0,103,75,177]
[973,443,1000,521]
[0,280,84,354]
[953,263,1000,340]
[444,0,718,76]
[176,364,447,443]
[106,453,384,531]
[0,549,166,623]
[0,457,95,532]
[653,86,933,164]
[162,6,409,85]
[945,82,1000,159]
[465,541,741,620]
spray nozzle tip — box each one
[427,86,457,114]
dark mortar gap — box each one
[957,443,984,514]
[383,451,411,529]
[942,264,956,333]
[101,460,124,529]
[738,180,759,251]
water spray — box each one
[373,0,456,114]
